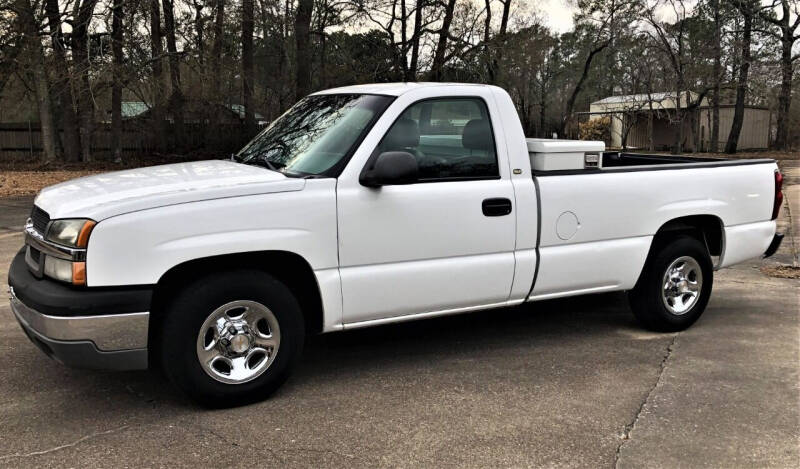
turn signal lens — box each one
[76,221,96,248]
[72,262,86,286]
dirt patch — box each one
[0,154,214,197]
[0,170,105,197]
[760,264,800,279]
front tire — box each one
[159,270,304,407]
[628,235,713,332]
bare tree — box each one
[709,0,721,152]
[150,0,167,151]
[212,0,224,99]
[44,0,82,161]
[15,0,59,161]
[242,0,256,133]
[430,0,456,81]
[759,0,799,150]
[111,0,125,162]
[162,0,184,147]
[72,0,100,162]
[725,0,754,154]
[295,0,314,98]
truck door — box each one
[336,96,516,325]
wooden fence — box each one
[0,122,254,160]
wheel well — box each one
[654,215,724,257]
[150,251,324,344]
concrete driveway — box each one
[0,163,797,468]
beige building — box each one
[587,92,770,151]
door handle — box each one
[482,198,512,217]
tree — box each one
[709,0,722,152]
[430,0,456,81]
[150,0,167,152]
[242,0,256,134]
[295,0,313,98]
[725,0,755,154]
[212,0,225,99]
[15,0,59,161]
[44,0,82,161]
[111,0,125,162]
[162,0,184,147]
[561,0,637,137]
[759,0,799,150]
[72,0,100,162]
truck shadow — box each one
[290,291,643,386]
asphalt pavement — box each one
[0,162,797,468]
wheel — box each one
[159,270,304,407]
[628,235,713,332]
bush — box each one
[578,117,611,143]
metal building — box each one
[587,92,770,151]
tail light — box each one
[772,170,783,220]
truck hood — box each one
[34,160,306,220]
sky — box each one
[536,0,579,33]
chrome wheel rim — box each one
[196,300,280,384]
[661,256,703,315]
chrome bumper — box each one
[10,287,149,370]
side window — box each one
[377,98,499,181]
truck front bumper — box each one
[8,249,151,370]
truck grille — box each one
[30,205,50,234]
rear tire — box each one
[628,235,713,332]
[159,270,304,407]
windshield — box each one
[234,94,393,176]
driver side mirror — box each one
[360,151,419,187]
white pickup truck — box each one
[9,83,784,405]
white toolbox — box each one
[526,139,605,171]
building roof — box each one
[590,91,707,112]
[313,82,491,97]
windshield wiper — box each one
[249,158,283,172]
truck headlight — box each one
[46,219,96,248]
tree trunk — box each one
[44,0,82,161]
[400,0,411,81]
[673,83,683,154]
[212,0,224,99]
[772,6,795,150]
[561,42,609,137]
[242,0,256,135]
[17,0,59,161]
[162,0,184,149]
[111,0,124,162]
[539,85,547,138]
[72,0,99,162]
[483,0,493,83]
[725,5,752,154]
[710,0,721,152]
[193,0,204,64]
[295,0,314,99]
[409,0,424,80]
[499,0,510,36]
[430,0,456,81]
[149,0,166,152]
